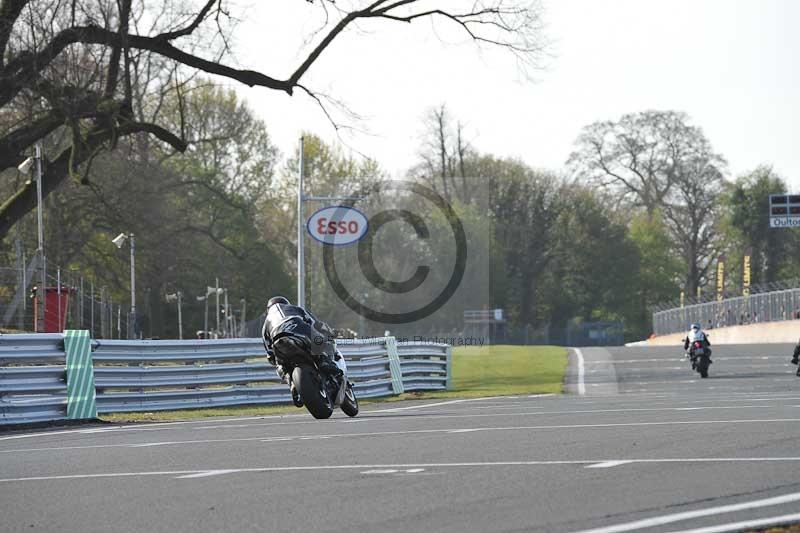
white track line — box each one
[3,459,800,484]
[4,418,800,454]
[2,404,777,451]
[0,397,529,441]
[572,490,800,533]
[575,348,586,395]
[374,397,505,412]
[665,512,800,532]
[585,461,632,468]
[175,469,238,479]
[0,418,800,454]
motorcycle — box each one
[686,340,711,378]
[273,334,359,419]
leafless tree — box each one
[0,0,547,238]
[567,111,708,214]
[410,103,476,204]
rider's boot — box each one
[275,365,289,384]
[317,353,343,376]
[317,343,343,376]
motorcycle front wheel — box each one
[340,381,359,417]
[293,365,333,419]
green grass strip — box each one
[100,345,567,422]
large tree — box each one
[0,0,546,238]
[568,111,716,214]
[6,78,289,338]
[568,110,726,295]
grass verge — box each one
[100,345,567,423]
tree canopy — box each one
[0,0,546,238]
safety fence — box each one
[652,288,800,335]
[0,334,451,425]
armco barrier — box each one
[0,334,451,425]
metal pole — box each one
[35,143,46,333]
[297,136,305,307]
[100,287,106,338]
[215,277,220,338]
[57,267,61,332]
[79,277,84,327]
[129,233,136,339]
[204,295,209,339]
[117,305,121,339]
[223,289,229,338]
[90,281,94,337]
[177,291,183,340]
[15,239,24,330]
[240,299,246,337]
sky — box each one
[231,0,800,190]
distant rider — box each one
[791,337,800,366]
[683,323,712,365]
[261,296,342,383]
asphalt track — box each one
[2,343,800,532]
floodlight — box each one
[17,157,34,173]
[112,233,127,248]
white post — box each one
[177,291,183,340]
[129,233,136,339]
[297,136,305,307]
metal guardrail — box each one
[0,334,451,425]
[652,288,800,335]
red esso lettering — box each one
[316,216,360,236]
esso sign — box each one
[306,206,369,246]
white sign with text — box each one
[307,205,369,245]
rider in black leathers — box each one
[261,296,341,380]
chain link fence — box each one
[1,266,132,338]
[652,288,800,335]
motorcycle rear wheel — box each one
[293,366,333,419]
[696,356,710,378]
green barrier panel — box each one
[64,330,97,420]
[385,337,405,395]
[446,345,453,391]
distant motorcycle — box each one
[686,340,711,378]
[273,335,359,419]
